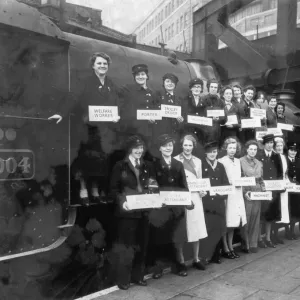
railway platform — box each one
[78,232,300,300]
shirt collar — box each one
[128,155,140,167]
[264,149,272,156]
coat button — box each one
[146,106,149,108]
[196,113,199,115]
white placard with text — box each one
[241,118,261,128]
[88,106,119,122]
[207,109,225,117]
[264,180,286,191]
[250,108,266,119]
[126,194,162,210]
[232,177,256,187]
[137,110,162,120]
[226,115,238,125]
[250,192,272,200]
[267,128,283,136]
[160,191,192,206]
[277,123,294,131]
[187,115,213,126]
[161,105,181,118]
[210,185,235,196]
[256,131,268,141]
[187,178,211,192]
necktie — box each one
[135,159,140,169]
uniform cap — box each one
[189,78,203,89]
[204,141,219,152]
[132,64,148,75]
[157,134,175,147]
[162,73,179,85]
[287,142,298,150]
[124,135,145,152]
[262,134,274,144]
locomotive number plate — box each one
[0,150,35,181]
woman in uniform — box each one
[174,134,207,271]
[219,137,247,259]
[286,142,300,239]
[220,86,240,142]
[199,141,229,264]
[153,73,184,155]
[120,64,157,159]
[109,135,157,290]
[265,95,278,128]
[149,134,189,278]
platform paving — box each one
[94,237,300,300]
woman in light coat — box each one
[219,137,247,259]
[174,134,208,271]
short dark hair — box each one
[267,94,277,103]
[256,91,267,102]
[245,140,259,150]
[220,85,234,97]
[275,102,285,113]
[243,85,256,94]
[90,52,112,68]
[207,78,220,91]
[232,84,243,92]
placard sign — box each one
[187,178,211,192]
[250,108,266,119]
[241,118,261,128]
[226,115,238,125]
[160,191,192,206]
[187,115,212,126]
[277,123,294,131]
[267,128,283,136]
[88,106,119,122]
[256,131,268,141]
[286,183,300,193]
[126,194,162,210]
[137,110,162,120]
[232,177,256,187]
[250,192,272,200]
[207,110,225,117]
[210,185,235,196]
[161,105,181,118]
[264,180,286,191]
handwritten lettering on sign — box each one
[256,131,268,141]
[267,128,283,136]
[210,185,235,196]
[137,110,162,120]
[277,123,294,131]
[187,115,212,126]
[187,178,211,192]
[160,191,192,206]
[286,183,300,193]
[264,180,286,191]
[126,194,162,210]
[89,106,118,122]
[241,118,261,128]
[250,108,266,119]
[250,192,272,200]
[232,177,256,187]
[207,110,225,117]
[161,105,181,118]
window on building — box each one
[165,6,168,18]
[168,3,171,14]
[270,0,277,9]
[171,23,174,38]
[264,14,274,26]
[177,0,180,8]
[158,34,160,43]
[168,26,171,40]
[165,29,168,41]
[176,19,179,34]
[184,12,188,28]
[172,0,175,11]
[180,15,183,31]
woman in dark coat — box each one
[109,135,158,290]
[265,95,278,128]
[153,73,184,155]
[199,141,229,264]
[286,142,300,239]
[220,85,240,142]
[120,64,158,159]
[72,52,121,205]
[149,134,189,278]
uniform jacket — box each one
[266,107,278,128]
[110,157,156,218]
[153,90,184,137]
[201,159,229,215]
[256,150,283,181]
[287,157,300,183]
[221,102,240,140]
[120,83,158,138]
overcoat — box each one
[287,157,300,219]
[256,150,283,221]
[221,102,240,142]
[148,156,188,244]
[265,107,277,128]
[218,156,247,227]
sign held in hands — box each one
[161,105,181,118]
[89,106,119,122]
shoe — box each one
[250,247,258,253]
[192,261,206,270]
[265,240,276,248]
[118,283,130,290]
[152,269,163,279]
[222,251,235,259]
[132,279,147,286]
[230,251,240,258]
[258,240,267,248]
[210,257,222,264]
[242,248,250,254]
[175,262,187,277]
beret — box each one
[132,64,148,75]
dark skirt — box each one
[290,193,300,219]
[261,192,281,222]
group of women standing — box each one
[71,52,300,290]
